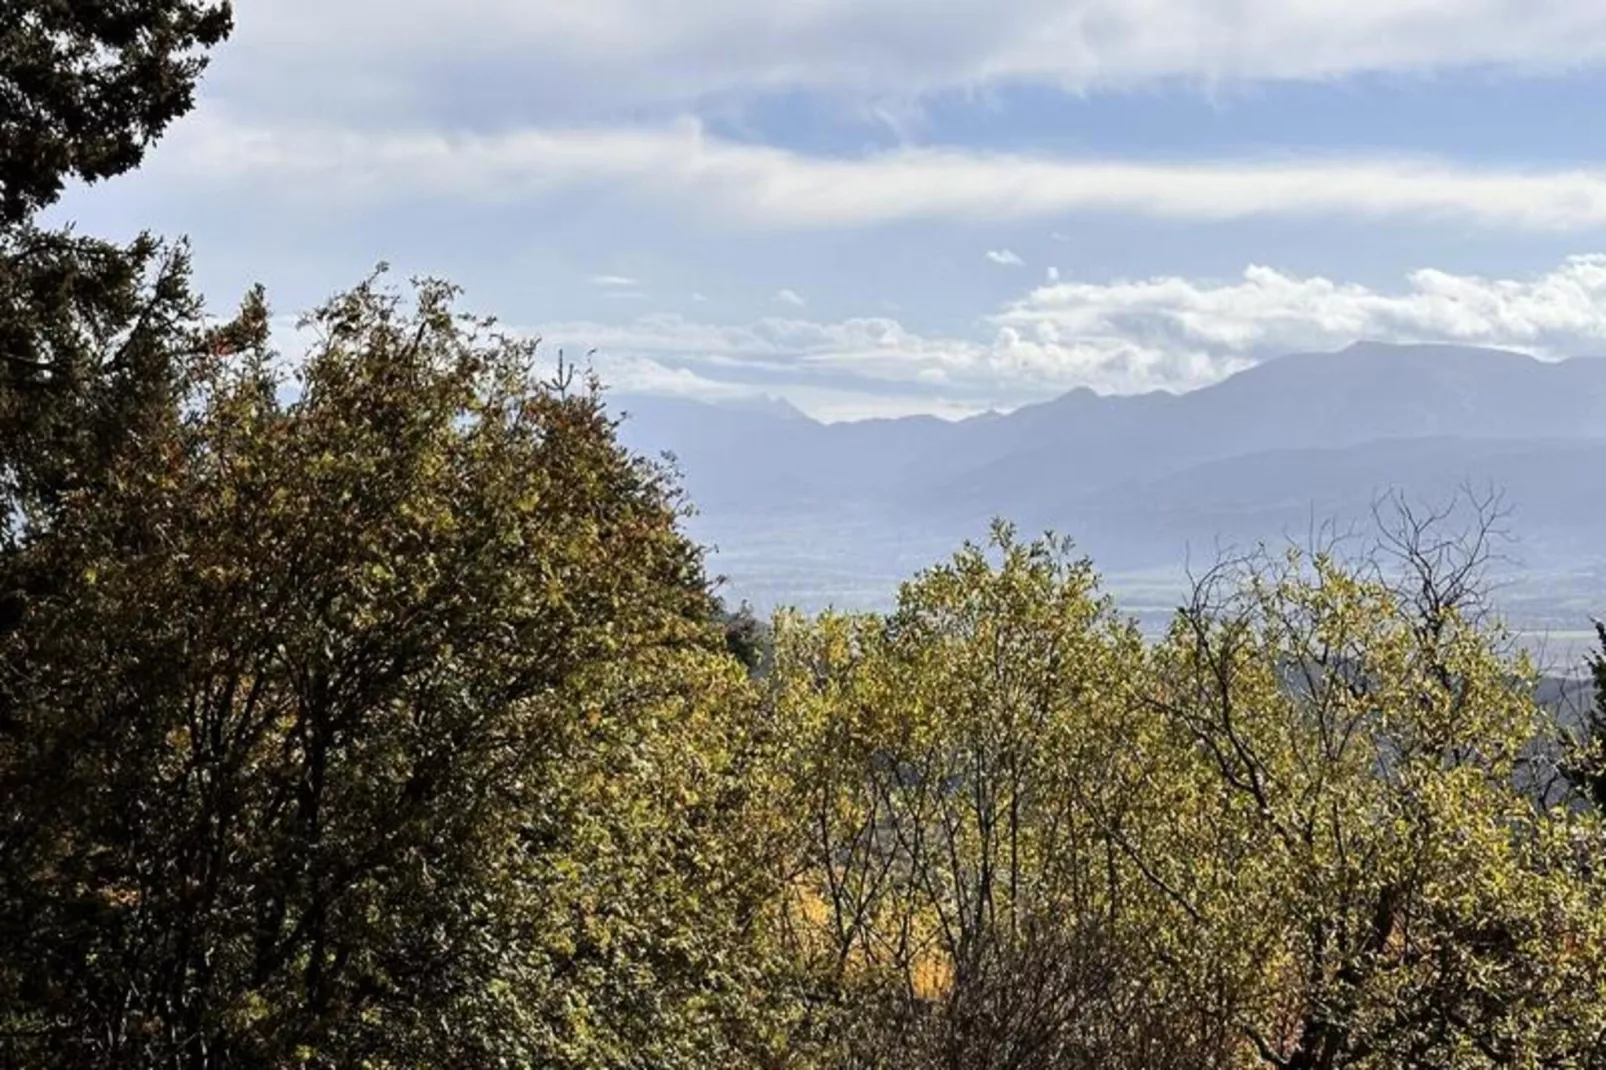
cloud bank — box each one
[149,113,1606,233]
[535,256,1606,419]
[229,0,1606,115]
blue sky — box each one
[44,0,1606,419]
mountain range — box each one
[612,342,1606,629]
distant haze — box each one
[615,342,1606,666]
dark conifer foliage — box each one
[0,0,232,224]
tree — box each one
[1134,501,1606,1069]
[767,510,1606,1069]
[0,274,792,1067]
[2,0,235,538]
[0,0,232,224]
[1561,622,1606,812]
[0,232,209,528]
[767,524,1242,1069]
[718,599,773,676]
[0,10,807,1061]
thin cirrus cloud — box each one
[152,113,1606,233]
[227,0,1606,113]
[986,250,1026,266]
[540,255,1606,421]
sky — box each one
[43,0,1606,420]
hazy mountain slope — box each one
[1050,436,1606,570]
[1174,343,1606,453]
[927,343,1606,518]
[610,344,1606,605]
[613,392,954,509]
[617,344,1606,522]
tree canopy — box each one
[761,522,1606,1069]
[0,273,800,1066]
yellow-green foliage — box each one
[1141,548,1606,1068]
[0,274,790,1068]
[766,532,1606,1070]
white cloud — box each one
[774,288,808,308]
[533,255,1606,418]
[1046,266,1060,282]
[986,249,1026,266]
[591,353,757,401]
[534,312,999,409]
[589,273,639,286]
[592,351,984,423]
[995,256,1606,364]
[229,1,1606,116]
[150,112,1606,233]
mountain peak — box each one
[716,393,811,421]
[1233,341,1548,391]
[1332,339,1537,363]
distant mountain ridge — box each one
[612,343,1606,604]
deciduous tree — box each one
[0,274,791,1067]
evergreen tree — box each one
[1,0,231,224]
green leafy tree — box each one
[0,9,803,1062]
[1137,527,1606,1069]
[768,516,1606,1069]
[767,525,1242,1069]
[0,274,793,1067]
